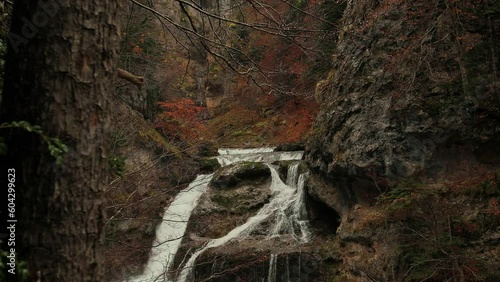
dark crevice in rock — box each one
[308,194,341,235]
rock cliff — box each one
[307,0,499,214]
[305,0,500,280]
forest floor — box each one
[200,97,318,148]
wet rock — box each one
[273,160,308,184]
[211,162,271,189]
[274,142,305,152]
[197,141,219,157]
[306,172,355,217]
[210,184,271,214]
[191,241,324,282]
[198,157,221,173]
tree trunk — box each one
[1,1,121,281]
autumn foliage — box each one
[154,98,206,143]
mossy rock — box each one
[197,141,219,157]
[210,184,271,214]
[272,160,309,183]
[199,158,221,173]
[137,128,182,158]
[211,162,271,189]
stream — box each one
[129,148,309,282]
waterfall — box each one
[177,161,310,282]
[128,148,309,282]
[129,174,213,282]
[286,163,300,187]
[267,254,277,282]
[216,150,303,166]
[218,147,275,155]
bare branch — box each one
[117,68,144,88]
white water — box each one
[177,162,310,282]
[267,254,278,282]
[216,151,303,166]
[129,148,308,282]
[218,147,275,155]
[129,174,213,282]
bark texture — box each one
[1,1,121,281]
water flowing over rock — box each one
[267,253,278,282]
[129,174,213,282]
[128,148,316,282]
[217,150,303,167]
[211,162,271,189]
[177,162,311,282]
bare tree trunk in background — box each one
[1,0,121,281]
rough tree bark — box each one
[1,0,121,281]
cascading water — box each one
[177,157,310,282]
[128,148,310,282]
[267,254,278,282]
[216,149,303,166]
[129,174,213,282]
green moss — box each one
[255,121,269,128]
[378,178,423,203]
[462,174,500,198]
[138,129,182,158]
[231,129,253,137]
[109,155,126,177]
[236,162,269,178]
[211,192,246,211]
[199,158,221,173]
[111,130,128,148]
[211,193,231,208]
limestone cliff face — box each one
[304,1,500,280]
[306,0,500,213]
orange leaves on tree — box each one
[273,99,318,144]
[154,98,206,142]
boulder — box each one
[211,162,271,189]
[198,157,221,173]
[210,184,271,214]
